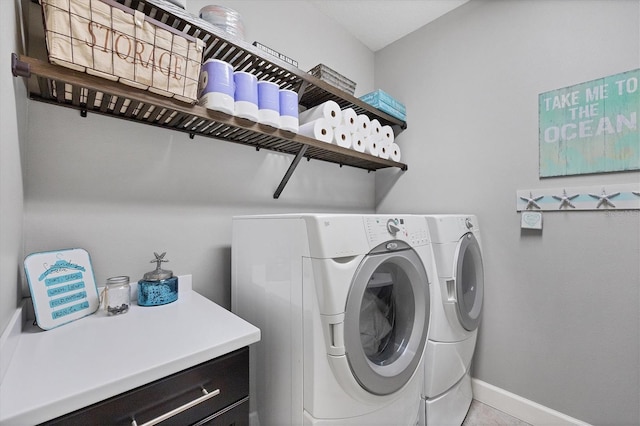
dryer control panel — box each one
[364,216,429,248]
[426,214,480,244]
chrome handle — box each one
[446,279,457,302]
[131,387,220,426]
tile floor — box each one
[462,400,532,426]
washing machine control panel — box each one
[386,218,401,235]
[465,217,474,230]
[364,216,429,247]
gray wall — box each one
[374,1,640,425]
[0,0,27,336]
[3,1,639,424]
[18,0,376,309]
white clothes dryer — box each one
[232,214,437,425]
[420,215,484,426]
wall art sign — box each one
[24,248,100,330]
[539,69,639,177]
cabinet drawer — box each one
[43,347,249,425]
[195,399,249,426]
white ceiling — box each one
[307,0,470,52]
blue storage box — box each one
[359,89,406,121]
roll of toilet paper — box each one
[340,108,358,134]
[381,125,395,146]
[198,59,234,115]
[389,143,402,162]
[298,118,333,143]
[378,143,390,160]
[333,125,352,148]
[279,89,299,132]
[370,119,382,141]
[364,136,379,156]
[257,80,280,128]
[377,137,391,152]
[299,100,342,128]
[234,71,259,121]
[356,114,371,137]
[351,131,366,153]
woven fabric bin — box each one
[40,0,204,103]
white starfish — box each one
[588,188,620,208]
[519,191,543,210]
[552,189,579,209]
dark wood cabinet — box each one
[42,347,249,426]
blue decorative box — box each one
[359,89,406,121]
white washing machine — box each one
[232,214,438,425]
[420,215,484,426]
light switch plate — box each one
[521,211,543,230]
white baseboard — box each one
[471,378,591,425]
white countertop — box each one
[0,275,260,425]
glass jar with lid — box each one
[104,276,131,315]
[138,252,178,306]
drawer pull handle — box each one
[131,387,221,426]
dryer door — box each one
[454,232,484,331]
[343,241,430,396]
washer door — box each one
[454,232,484,331]
[343,241,430,396]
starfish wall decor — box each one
[519,191,543,210]
[517,185,640,211]
[552,189,579,209]
[588,188,620,208]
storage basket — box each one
[40,0,204,103]
[308,64,356,95]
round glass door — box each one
[343,242,430,396]
[455,233,484,331]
